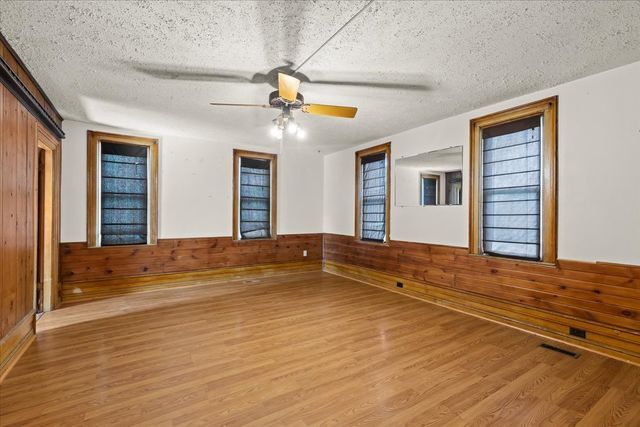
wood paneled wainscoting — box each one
[323,233,640,365]
[1,86,38,381]
[60,234,323,303]
[1,35,63,380]
[0,90,61,381]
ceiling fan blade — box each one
[302,104,358,119]
[278,73,300,102]
[309,79,428,91]
[209,103,272,108]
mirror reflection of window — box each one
[395,146,463,207]
[421,175,439,205]
[445,171,462,205]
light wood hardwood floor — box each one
[2,271,640,426]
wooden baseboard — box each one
[62,260,322,304]
[324,260,640,366]
[0,311,36,383]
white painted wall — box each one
[323,61,640,265]
[395,166,422,207]
[62,61,640,264]
[61,120,323,242]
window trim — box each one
[87,131,159,248]
[354,142,391,244]
[232,149,277,242]
[469,97,557,263]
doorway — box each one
[36,148,46,316]
[35,129,59,317]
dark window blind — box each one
[100,142,148,246]
[422,177,438,205]
[482,115,542,260]
[361,152,387,242]
[239,157,271,239]
[445,171,462,205]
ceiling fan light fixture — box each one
[286,117,298,134]
[270,124,283,139]
[211,74,358,141]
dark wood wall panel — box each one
[323,233,640,334]
[1,32,61,379]
[0,33,63,129]
[1,85,37,338]
[60,234,323,284]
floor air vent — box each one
[539,343,580,358]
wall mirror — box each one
[395,146,463,207]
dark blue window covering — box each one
[240,157,271,239]
[100,142,148,246]
[482,115,541,260]
[361,152,387,242]
[422,176,438,205]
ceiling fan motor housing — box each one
[269,90,304,109]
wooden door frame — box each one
[35,125,61,311]
[36,148,46,314]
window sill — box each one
[468,252,557,268]
[233,236,278,244]
[354,237,390,247]
[87,242,157,249]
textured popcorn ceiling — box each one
[1,1,639,152]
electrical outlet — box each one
[396,282,404,288]
[569,327,586,339]
[303,250,308,257]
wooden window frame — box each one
[354,142,391,244]
[469,96,557,263]
[87,131,159,248]
[232,149,277,241]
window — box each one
[421,174,439,206]
[469,97,557,262]
[445,171,462,205]
[233,150,277,240]
[87,131,158,247]
[355,142,391,243]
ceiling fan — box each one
[133,1,428,141]
[209,72,357,140]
